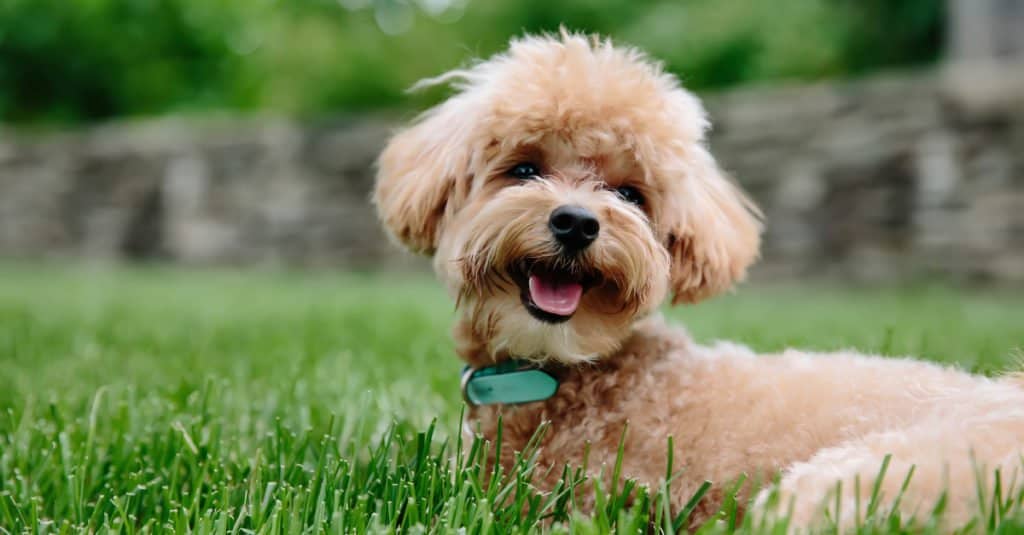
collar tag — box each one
[461,360,559,406]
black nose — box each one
[548,204,600,252]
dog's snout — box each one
[549,205,600,252]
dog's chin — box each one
[455,257,656,364]
[469,283,642,364]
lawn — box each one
[2,263,1023,533]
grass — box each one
[1,262,1024,533]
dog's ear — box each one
[374,100,474,255]
[665,145,762,304]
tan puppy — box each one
[374,30,1024,530]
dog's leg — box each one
[753,414,1024,531]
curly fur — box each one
[375,30,1024,530]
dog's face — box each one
[375,32,761,364]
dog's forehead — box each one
[487,63,668,137]
[474,40,707,169]
[541,133,631,162]
[545,139,640,181]
[496,37,666,103]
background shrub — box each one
[0,0,944,124]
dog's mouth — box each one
[511,259,600,324]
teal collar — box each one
[461,360,559,406]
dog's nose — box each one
[549,205,600,252]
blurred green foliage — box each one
[0,0,944,124]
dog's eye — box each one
[508,162,540,180]
[615,186,645,206]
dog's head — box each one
[375,31,761,364]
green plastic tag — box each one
[462,362,559,405]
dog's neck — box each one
[455,313,690,404]
[452,312,669,368]
[458,314,694,461]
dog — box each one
[373,31,1024,530]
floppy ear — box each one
[374,100,474,255]
[666,145,762,304]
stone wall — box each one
[1,70,1023,281]
[705,72,1024,282]
[0,117,405,269]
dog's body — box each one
[374,31,1024,529]
[470,316,1024,527]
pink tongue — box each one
[528,274,583,316]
